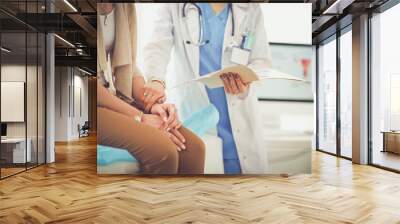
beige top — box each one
[97,4,140,102]
[99,8,116,53]
[99,9,117,94]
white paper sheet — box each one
[195,65,306,89]
[167,65,306,90]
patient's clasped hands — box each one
[141,91,186,151]
[141,80,185,151]
[140,72,250,151]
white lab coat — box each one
[143,3,271,173]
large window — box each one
[370,3,400,171]
[339,29,352,158]
[317,37,337,154]
[316,25,354,159]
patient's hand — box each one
[166,129,186,151]
[150,104,182,131]
[143,81,166,112]
[142,113,185,151]
[220,72,250,95]
[142,114,166,131]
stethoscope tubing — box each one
[182,3,235,46]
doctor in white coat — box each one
[143,3,271,174]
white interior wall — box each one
[71,73,89,138]
[1,64,46,163]
[260,3,312,45]
[1,65,28,138]
[55,67,69,141]
[54,67,89,141]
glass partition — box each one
[1,31,28,177]
[317,37,337,154]
[27,31,38,169]
[371,3,400,171]
[339,29,352,158]
[0,1,46,179]
[38,32,45,165]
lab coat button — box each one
[236,129,240,133]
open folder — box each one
[168,65,307,90]
[196,65,306,89]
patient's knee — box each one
[141,141,179,174]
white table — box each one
[1,138,31,163]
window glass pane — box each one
[38,32,45,165]
[391,74,400,130]
[0,0,46,179]
[1,31,28,177]
[340,29,352,158]
[371,3,400,171]
[27,31,38,169]
[318,37,337,154]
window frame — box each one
[315,24,353,160]
[368,0,400,173]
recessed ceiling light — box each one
[54,34,75,48]
[63,0,78,12]
[1,47,11,53]
[78,67,93,76]
[323,0,354,15]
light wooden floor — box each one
[373,151,400,171]
[1,135,400,224]
[1,167,26,178]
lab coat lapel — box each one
[180,3,200,78]
[222,3,248,55]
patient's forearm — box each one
[131,76,146,110]
[97,82,142,118]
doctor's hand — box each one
[150,103,182,131]
[220,73,250,95]
[143,81,166,113]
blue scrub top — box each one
[197,3,242,174]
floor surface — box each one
[0,135,400,223]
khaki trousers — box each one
[98,107,205,174]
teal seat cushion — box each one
[97,145,138,166]
[183,104,219,137]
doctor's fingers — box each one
[221,74,232,94]
[234,74,248,93]
[227,73,240,94]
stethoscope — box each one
[182,3,235,46]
